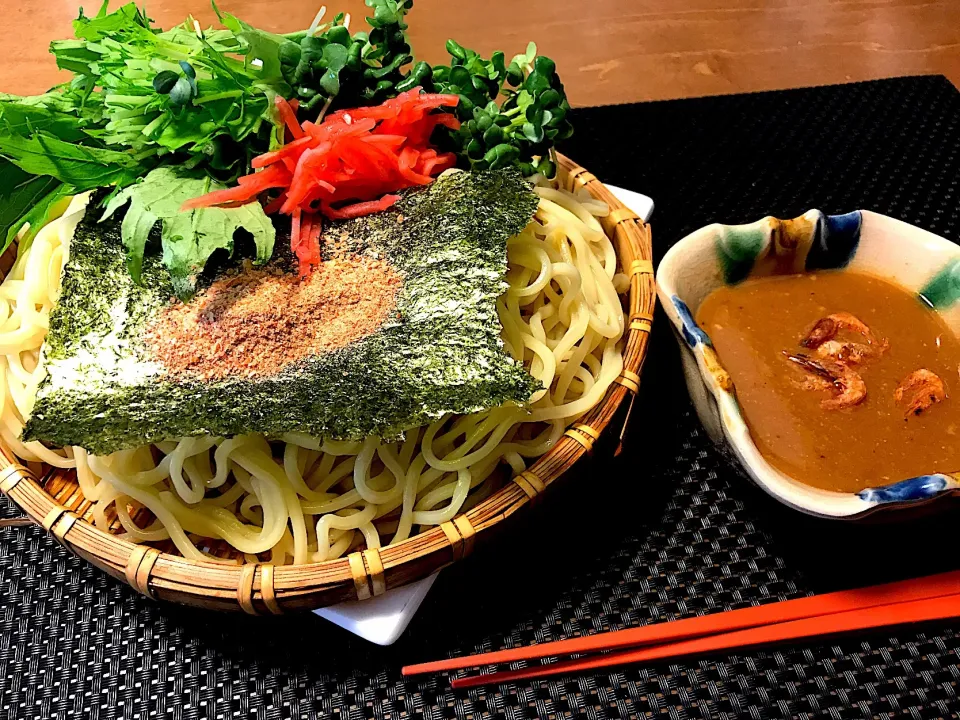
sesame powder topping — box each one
[144,255,403,381]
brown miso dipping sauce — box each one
[696,271,960,493]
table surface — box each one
[2,74,960,720]
[4,0,960,105]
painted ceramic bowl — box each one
[657,209,960,519]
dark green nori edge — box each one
[24,169,541,454]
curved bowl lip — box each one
[656,208,960,520]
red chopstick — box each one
[402,570,960,677]
[451,592,960,689]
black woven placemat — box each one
[3,75,960,720]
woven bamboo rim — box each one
[0,153,655,612]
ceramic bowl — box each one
[657,209,960,519]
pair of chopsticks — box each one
[402,570,960,688]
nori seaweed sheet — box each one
[23,169,541,454]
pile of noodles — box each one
[1,180,627,565]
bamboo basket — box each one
[0,154,655,613]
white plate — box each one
[315,183,654,644]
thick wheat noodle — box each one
[2,180,627,565]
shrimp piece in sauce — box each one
[801,311,886,351]
[786,352,867,410]
[815,340,881,366]
[895,369,946,417]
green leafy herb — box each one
[0,130,141,189]
[73,0,150,41]
[0,92,90,142]
[262,1,416,111]
[36,1,417,179]
[215,11,290,84]
[0,161,69,255]
[49,3,280,178]
[427,42,572,177]
[3,183,74,257]
[101,167,275,297]
[359,1,415,99]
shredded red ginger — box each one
[183,88,460,273]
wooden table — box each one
[4,0,960,105]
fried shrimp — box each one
[801,311,885,350]
[786,352,867,410]
[814,340,882,366]
[895,369,946,417]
